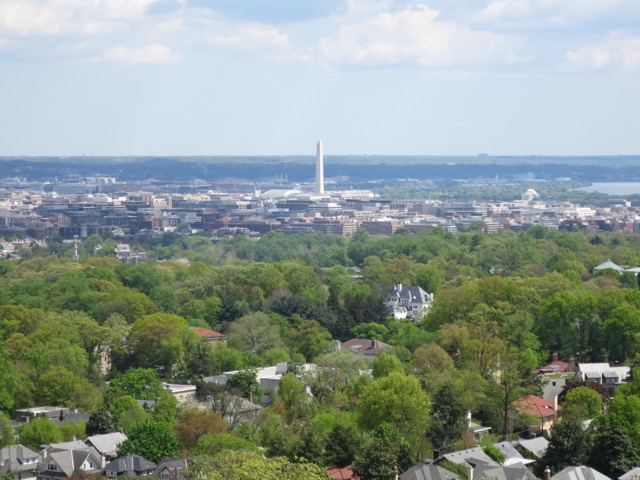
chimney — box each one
[101,455,106,469]
[467,411,472,427]
[552,352,558,362]
[553,395,558,412]
[248,392,253,403]
[433,449,440,460]
[468,463,474,480]
[568,356,576,372]
[371,339,376,348]
[544,466,551,480]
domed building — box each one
[521,188,539,201]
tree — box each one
[587,415,640,479]
[0,345,20,412]
[19,418,63,450]
[116,420,179,463]
[352,424,414,480]
[324,423,361,468]
[58,421,86,442]
[356,372,430,443]
[563,386,603,419]
[36,366,102,412]
[541,416,592,473]
[0,412,15,448]
[86,409,115,436]
[195,432,259,456]
[278,373,306,425]
[429,381,468,448]
[371,352,404,379]
[287,317,333,362]
[173,410,228,453]
[107,368,164,401]
[228,312,283,355]
[227,370,264,400]
[189,449,330,480]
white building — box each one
[384,283,434,321]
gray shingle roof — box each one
[515,437,549,459]
[104,455,156,477]
[552,466,611,480]
[0,445,41,474]
[401,464,460,480]
[441,448,497,467]
[85,432,127,456]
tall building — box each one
[316,140,324,194]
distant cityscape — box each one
[1,150,640,254]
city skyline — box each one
[0,1,639,157]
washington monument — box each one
[316,140,324,194]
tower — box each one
[316,140,324,194]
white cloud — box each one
[209,24,290,51]
[0,0,154,37]
[564,34,640,71]
[101,44,179,65]
[474,0,640,30]
[319,4,523,69]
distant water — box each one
[578,183,640,195]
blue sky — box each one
[1,0,639,156]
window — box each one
[48,464,58,471]
[552,381,556,386]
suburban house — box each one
[576,363,630,395]
[161,383,197,404]
[153,457,195,480]
[85,432,128,463]
[328,466,360,480]
[0,445,41,480]
[15,407,69,424]
[190,327,227,343]
[35,449,101,480]
[551,466,610,480]
[384,283,434,320]
[204,362,316,396]
[434,447,535,480]
[513,437,549,460]
[104,455,156,477]
[511,395,560,436]
[400,464,459,480]
[332,339,391,361]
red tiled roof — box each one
[537,360,570,374]
[190,327,226,339]
[328,466,359,480]
[512,395,559,418]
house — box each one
[551,466,610,480]
[511,395,559,436]
[328,466,360,480]
[537,352,573,374]
[85,432,128,462]
[576,363,630,395]
[513,437,549,459]
[204,362,316,396]
[104,455,156,477]
[472,460,536,480]
[190,327,227,343]
[438,446,497,468]
[153,457,195,480]
[161,383,197,404]
[620,467,640,480]
[333,339,390,361]
[492,442,534,467]
[384,283,434,320]
[0,445,41,480]
[15,407,69,424]
[400,464,459,480]
[35,449,101,480]
[467,412,491,440]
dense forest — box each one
[2,226,640,478]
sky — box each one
[1,0,640,157]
